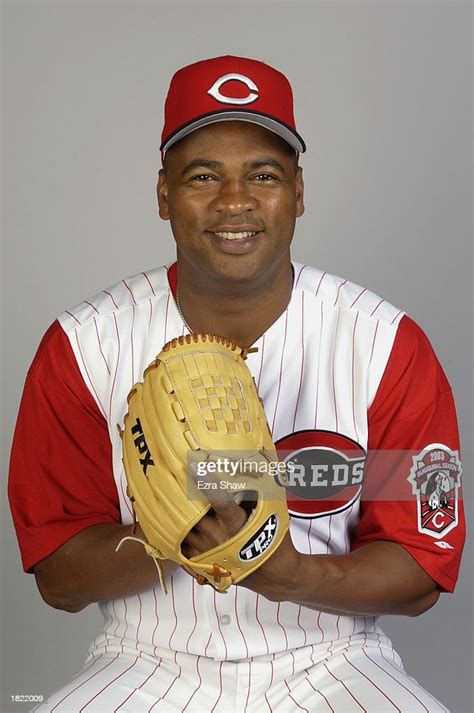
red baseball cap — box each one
[160,55,306,154]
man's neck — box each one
[175,258,294,348]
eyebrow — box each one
[180,157,287,177]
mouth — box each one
[207,227,262,254]
[212,230,259,241]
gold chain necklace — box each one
[175,291,193,333]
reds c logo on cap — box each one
[207,73,259,105]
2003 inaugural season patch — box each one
[408,444,462,539]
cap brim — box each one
[160,110,306,154]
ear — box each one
[295,167,305,218]
[157,169,170,220]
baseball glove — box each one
[117,333,289,594]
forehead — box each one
[165,121,295,165]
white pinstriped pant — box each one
[34,633,448,713]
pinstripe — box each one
[204,631,212,657]
[142,272,156,296]
[342,652,402,711]
[149,651,181,711]
[135,593,143,649]
[84,300,100,315]
[243,660,252,712]
[256,333,266,389]
[305,676,335,712]
[168,576,179,650]
[210,661,224,713]
[255,595,271,654]
[316,610,325,643]
[112,599,121,637]
[370,298,385,317]
[323,660,367,711]
[213,589,229,659]
[391,309,403,325]
[306,519,313,554]
[314,271,327,295]
[264,657,274,712]
[129,305,135,383]
[185,578,198,653]
[313,300,324,428]
[32,655,103,712]
[50,654,121,711]
[292,292,305,431]
[326,515,333,553]
[148,299,153,334]
[121,598,129,653]
[80,656,140,712]
[103,290,119,309]
[331,309,341,432]
[368,319,379,368]
[66,309,81,325]
[181,655,202,711]
[283,680,309,712]
[163,290,170,343]
[109,313,121,421]
[113,659,162,712]
[276,602,289,649]
[295,263,308,287]
[74,330,107,418]
[296,606,308,646]
[271,309,289,434]
[333,279,348,307]
[361,649,443,712]
[123,279,137,306]
[350,288,367,309]
[342,504,353,553]
[93,316,111,374]
[234,588,250,658]
[351,311,360,442]
[151,587,160,657]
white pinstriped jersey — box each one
[53,261,405,662]
[10,259,463,711]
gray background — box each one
[1,1,472,711]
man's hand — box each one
[182,482,440,617]
[181,482,302,600]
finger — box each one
[210,500,248,536]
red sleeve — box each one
[351,315,465,593]
[8,321,121,572]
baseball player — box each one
[9,55,464,712]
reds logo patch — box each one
[407,444,462,538]
[275,431,366,519]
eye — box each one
[252,173,278,182]
[189,174,215,182]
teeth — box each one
[214,231,258,240]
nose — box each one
[211,178,258,215]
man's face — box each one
[157,121,304,286]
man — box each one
[9,55,464,711]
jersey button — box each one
[220,614,232,625]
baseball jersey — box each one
[9,261,464,663]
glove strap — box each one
[115,535,168,595]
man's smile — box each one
[206,224,263,253]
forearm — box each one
[243,540,440,617]
[33,522,178,612]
